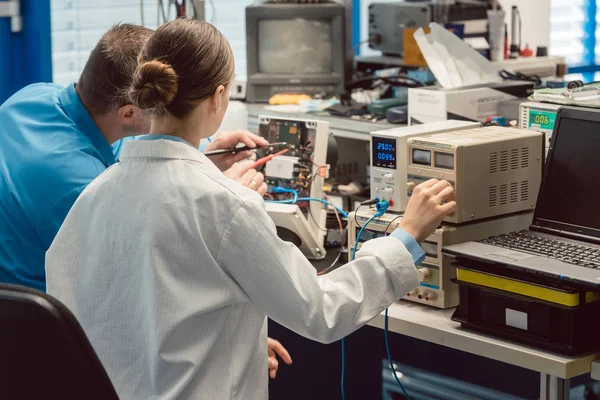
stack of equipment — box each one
[444,107,600,354]
[348,209,532,308]
[353,122,544,308]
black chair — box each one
[0,283,119,399]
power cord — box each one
[500,69,542,87]
[272,187,298,204]
[385,308,411,400]
[342,209,379,400]
[346,199,411,400]
[341,199,400,400]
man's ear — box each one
[117,105,137,125]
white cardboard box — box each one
[408,81,534,124]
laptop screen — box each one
[534,108,600,238]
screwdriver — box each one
[204,142,287,157]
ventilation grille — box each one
[521,181,529,201]
[510,182,518,203]
[500,151,509,172]
[521,147,529,168]
[489,152,498,173]
[489,186,498,207]
[489,181,530,207]
[511,149,519,170]
[490,147,530,173]
[499,184,508,205]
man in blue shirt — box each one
[0,24,266,292]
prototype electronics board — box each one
[257,115,329,259]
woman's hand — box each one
[223,160,268,196]
[204,130,268,171]
[268,337,292,379]
[399,179,456,243]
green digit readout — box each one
[528,110,556,131]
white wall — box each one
[359,0,551,56]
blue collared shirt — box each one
[0,83,116,291]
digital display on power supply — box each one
[372,137,396,169]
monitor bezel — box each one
[245,3,346,84]
[532,106,600,239]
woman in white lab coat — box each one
[45,18,456,400]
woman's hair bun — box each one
[129,60,178,109]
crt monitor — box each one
[245,2,350,103]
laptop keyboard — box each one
[481,231,600,269]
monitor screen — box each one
[258,19,333,74]
[535,116,600,234]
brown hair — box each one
[77,24,153,116]
[128,19,235,119]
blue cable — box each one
[385,308,411,400]
[271,187,298,204]
[348,200,411,400]
[352,214,378,260]
[297,197,349,219]
[340,213,378,400]
[265,196,349,219]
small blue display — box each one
[372,137,396,169]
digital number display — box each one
[528,110,556,132]
[412,149,431,166]
[435,152,454,170]
[372,137,396,169]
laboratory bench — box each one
[369,302,599,400]
[266,254,599,400]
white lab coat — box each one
[46,139,419,400]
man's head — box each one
[77,24,153,142]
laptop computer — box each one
[443,106,600,289]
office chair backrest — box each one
[0,283,119,399]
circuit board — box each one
[257,119,319,200]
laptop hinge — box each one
[529,225,559,234]
[531,225,600,244]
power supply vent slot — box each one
[521,181,529,201]
[499,184,508,205]
[521,147,529,168]
[489,186,498,207]
[500,151,509,172]
[489,152,498,174]
[511,149,519,170]
[510,182,518,203]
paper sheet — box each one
[414,23,501,89]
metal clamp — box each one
[0,0,22,33]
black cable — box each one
[345,75,425,91]
[500,69,542,87]
[318,228,347,276]
[307,203,329,233]
[384,215,403,235]
[353,205,363,229]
